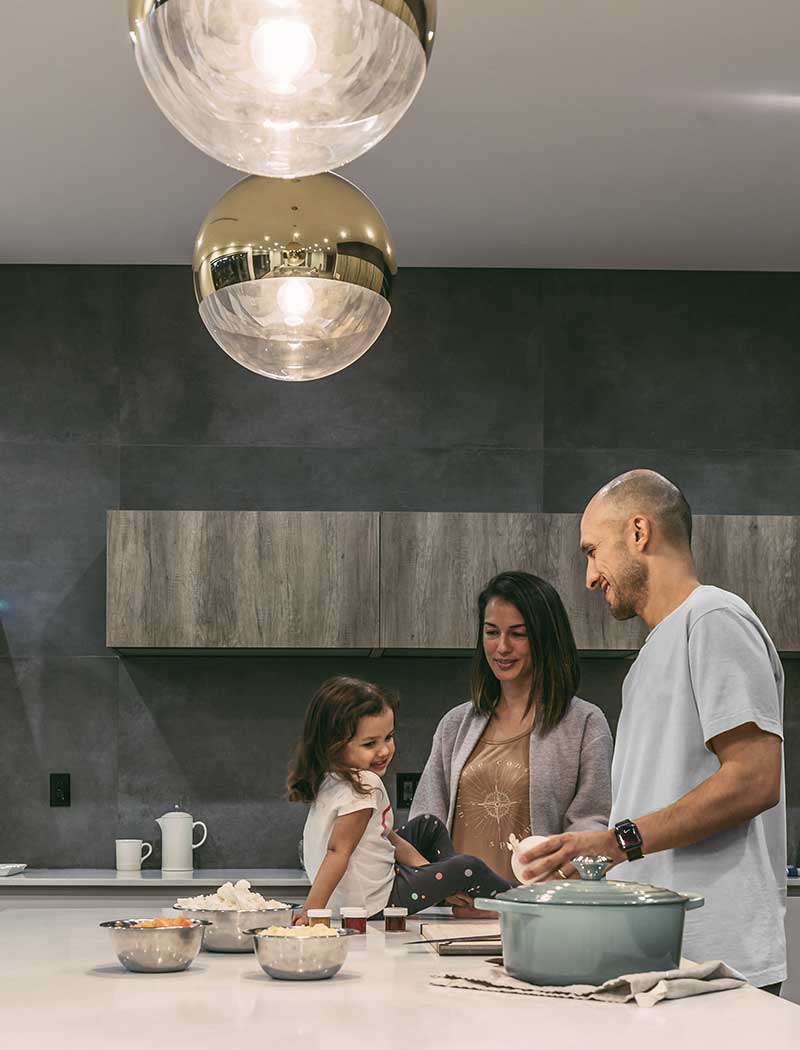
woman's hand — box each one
[445,892,474,908]
[447,894,498,919]
[292,910,310,926]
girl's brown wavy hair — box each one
[287,676,399,804]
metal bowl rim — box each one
[100,918,212,929]
[244,926,356,938]
[174,903,295,913]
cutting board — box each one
[419,921,502,956]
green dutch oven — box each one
[475,855,704,986]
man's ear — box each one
[631,514,651,550]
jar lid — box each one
[340,907,367,917]
[498,856,694,907]
[383,907,408,916]
[307,908,332,917]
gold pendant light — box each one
[129,0,436,178]
[194,172,397,381]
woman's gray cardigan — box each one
[409,697,613,836]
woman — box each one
[410,571,612,887]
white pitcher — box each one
[156,806,208,872]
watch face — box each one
[616,822,642,849]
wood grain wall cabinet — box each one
[106,511,380,649]
[692,515,800,652]
[380,512,800,651]
[107,511,800,653]
[379,513,646,651]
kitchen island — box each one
[1,907,796,1050]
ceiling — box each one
[4,0,800,269]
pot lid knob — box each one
[572,855,614,881]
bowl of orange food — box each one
[100,915,210,973]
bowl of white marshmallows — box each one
[174,880,294,952]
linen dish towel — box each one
[431,959,747,1007]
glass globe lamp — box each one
[128,0,436,178]
[193,172,397,381]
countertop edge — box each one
[0,868,311,888]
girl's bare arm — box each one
[296,809,373,921]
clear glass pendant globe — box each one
[132,0,429,177]
[199,276,391,381]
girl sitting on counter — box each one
[287,676,512,922]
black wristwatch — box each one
[614,819,644,861]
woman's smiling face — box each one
[482,597,533,684]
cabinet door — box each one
[692,515,800,651]
[107,511,379,648]
[379,513,645,650]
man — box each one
[520,469,786,991]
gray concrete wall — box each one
[1,265,798,868]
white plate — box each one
[0,864,27,878]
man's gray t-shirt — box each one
[609,585,786,986]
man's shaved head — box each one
[591,469,692,548]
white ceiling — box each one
[4,0,800,268]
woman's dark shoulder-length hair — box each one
[470,571,580,733]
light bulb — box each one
[195,173,396,382]
[277,278,315,327]
[251,19,318,95]
[130,0,435,177]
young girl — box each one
[287,675,512,921]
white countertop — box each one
[0,907,796,1049]
[0,868,310,887]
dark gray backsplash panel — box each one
[120,446,544,512]
[544,449,800,515]
[540,270,800,451]
[117,656,474,869]
[0,657,118,868]
[0,267,120,445]
[1,264,798,867]
[0,444,119,657]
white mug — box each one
[115,838,153,872]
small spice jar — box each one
[383,907,408,933]
[307,908,332,928]
[340,907,368,934]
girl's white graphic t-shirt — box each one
[302,770,395,917]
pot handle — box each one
[192,821,208,849]
[684,894,704,910]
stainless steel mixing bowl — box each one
[246,927,353,980]
[100,919,210,973]
[173,904,294,952]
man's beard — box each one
[609,556,649,621]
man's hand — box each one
[518,829,624,883]
[293,910,310,926]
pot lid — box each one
[497,855,693,907]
